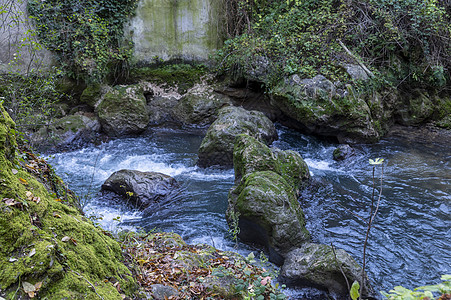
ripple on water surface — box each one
[47,126,451,297]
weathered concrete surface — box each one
[0,0,53,73]
[126,0,224,63]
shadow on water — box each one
[47,125,450,298]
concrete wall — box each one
[0,0,53,74]
[0,0,225,74]
[126,0,225,63]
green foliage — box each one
[350,281,360,300]
[0,69,64,128]
[219,0,451,89]
[381,275,451,300]
[27,0,139,83]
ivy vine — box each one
[27,0,139,83]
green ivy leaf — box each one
[350,281,360,300]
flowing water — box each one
[47,125,450,298]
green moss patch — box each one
[0,103,136,299]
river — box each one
[47,124,450,299]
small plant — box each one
[228,208,241,248]
[381,275,451,300]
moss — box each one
[233,134,309,193]
[434,95,451,129]
[0,103,137,299]
[80,83,103,108]
[130,63,207,93]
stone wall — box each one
[126,0,224,63]
[0,0,53,74]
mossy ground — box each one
[0,103,136,299]
[129,62,208,94]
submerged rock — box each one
[281,243,373,298]
[30,114,101,152]
[96,84,149,136]
[333,144,355,161]
[197,106,277,168]
[226,171,310,264]
[101,169,180,210]
[233,134,309,193]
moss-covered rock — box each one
[172,82,232,126]
[96,84,149,137]
[197,106,278,168]
[270,75,381,143]
[281,243,373,298]
[80,83,105,108]
[233,134,309,193]
[434,95,451,129]
[226,171,310,264]
[29,114,101,153]
[396,89,435,125]
[0,103,136,299]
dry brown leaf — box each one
[53,212,61,218]
[35,281,42,291]
[19,177,28,185]
[26,191,33,200]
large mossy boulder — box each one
[101,169,180,211]
[281,243,373,298]
[30,114,101,153]
[172,82,232,126]
[233,134,309,193]
[96,85,149,137]
[0,103,136,299]
[226,171,310,264]
[197,106,277,168]
[270,75,382,143]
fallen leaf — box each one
[55,198,62,202]
[26,191,33,200]
[70,237,77,246]
[4,198,17,206]
[19,177,28,185]
[260,276,272,286]
[12,169,18,175]
[61,236,70,242]
[29,248,36,257]
[22,281,36,293]
[33,197,40,204]
[9,257,17,262]
[34,281,42,291]
[53,212,61,218]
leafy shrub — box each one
[381,275,451,300]
[219,0,451,89]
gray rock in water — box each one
[270,75,381,143]
[233,134,310,194]
[197,106,277,168]
[226,171,310,264]
[101,170,180,210]
[333,144,355,161]
[172,82,232,126]
[96,85,149,137]
[281,243,373,298]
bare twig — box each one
[338,39,375,78]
